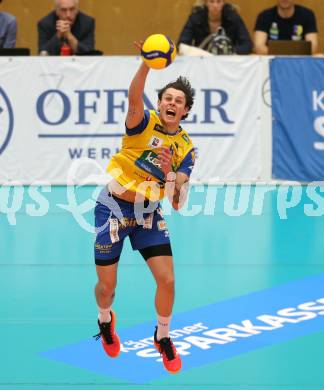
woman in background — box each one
[178,0,252,54]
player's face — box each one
[277,0,294,10]
[56,0,79,24]
[206,0,225,19]
[158,88,189,131]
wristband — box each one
[166,172,176,182]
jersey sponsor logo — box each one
[135,150,165,181]
[148,136,163,148]
[182,134,190,144]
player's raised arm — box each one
[126,42,150,130]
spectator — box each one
[254,0,318,55]
[177,0,252,55]
[0,0,17,48]
[38,0,95,55]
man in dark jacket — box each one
[38,0,95,55]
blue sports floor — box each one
[1,184,324,390]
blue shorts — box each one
[94,188,172,265]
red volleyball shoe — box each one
[154,327,182,373]
[94,310,120,358]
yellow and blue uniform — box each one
[95,109,195,264]
[108,109,195,201]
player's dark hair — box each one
[158,77,195,119]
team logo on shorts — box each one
[95,243,113,254]
[157,220,167,231]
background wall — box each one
[1,0,323,55]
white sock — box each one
[157,315,171,340]
[98,306,111,323]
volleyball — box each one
[141,34,177,70]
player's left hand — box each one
[158,147,172,176]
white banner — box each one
[0,56,262,184]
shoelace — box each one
[93,322,113,344]
[158,337,177,361]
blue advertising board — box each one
[271,58,324,181]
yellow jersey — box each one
[107,109,195,201]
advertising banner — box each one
[0,56,262,184]
[271,58,324,181]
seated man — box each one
[254,0,318,55]
[0,0,17,48]
[38,0,95,55]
